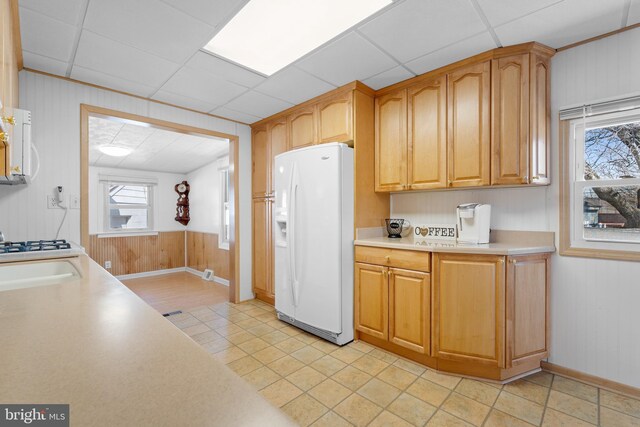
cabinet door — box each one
[530,54,551,185]
[355,263,388,340]
[269,120,287,195]
[491,54,530,185]
[389,268,431,354]
[288,107,316,149]
[408,78,447,190]
[506,254,549,367]
[252,198,272,297]
[434,253,505,367]
[447,61,491,187]
[317,91,352,143]
[375,89,407,192]
[252,127,269,197]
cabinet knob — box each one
[385,255,390,263]
[509,259,516,264]
[532,176,539,180]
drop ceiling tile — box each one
[362,66,415,90]
[19,7,77,62]
[296,32,397,86]
[160,0,248,28]
[494,0,627,48]
[254,67,336,104]
[71,66,157,97]
[225,91,293,118]
[211,107,261,124]
[152,90,220,113]
[629,0,640,25]
[159,67,247,105]
[22,51,68,76]
[186,51,265,87]
[475,0,563,27]
[20,0,88,26]
[358,0,487,63]
[74,31,181,88]
[405,32,497,75]
[83,0,215,63]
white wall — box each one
[392,27,640,388]
[186,155,229,235]
[0,71,253,301]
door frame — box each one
[80,104,241,303]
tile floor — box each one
[167,299,640,427]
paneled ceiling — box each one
[89,116,229,174]
[19,0,640,124]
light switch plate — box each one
[69,195,80,209]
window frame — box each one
[103,182,154,233]
[218,167,230,250]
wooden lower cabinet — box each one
[389,268,431,354]
[355,263,388,340]
[252,198,274,303]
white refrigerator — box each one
[273,143,354,346]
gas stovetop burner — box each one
[0,239,72,254]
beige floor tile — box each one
[370,348,399,364]
[333,366,373,391]
[192,310,220,322]
[255,312,276,322]
[484,409,534,427]
[226,356,263,376]
[213,323,243,336]
[502,379,549,405]
[260,330,290,345]
[312,339,341,353]
[244,307,268,317]
[267,319,289,329]
[377,365,418,390]
[407,378,451,407]
[426,410,473,427]
[259,379,303,407]
[369,411,414,427]
[190,329,221,345]
[286,366,327,391]
[173,316,202,329]
[455,379,500,406]
[551,376,598,403]
[421,370,462,390]
[281,394,328,427]
[331,346,365,364]
[349,340,375,353]
[334,393,383,427]
[291,346,326,364]
[441,393,490,426]
[246,323,276,337]
[275,337,307,353]
[233,303,254,312]
[600,406,640,427]
[352,354,390,376]
[600,389,640,418]
[226,312,251,323]
[211,346,247,364]
[311,411,354,427]
[308,379,352,408]
[542,407,595,426]
[281,325,303,336]
[311,355,348,376]
[253,346,287,364]
[297,333,321,344]
[180,323,210,336]
[388,392,437,426]
[494,391,545,426]
[394,359,427,376]
[201,338,233,354]
[546,390,597,424]
[358,378,401,407]
[225,330,255,345]
[268,355,306,377]
[523,371,554,387]
[242,366,281,390]
[205,318,231,329]
[237,337,270,353]
[235,318,264,329]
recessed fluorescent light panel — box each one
[203,0,392,76]
[99,146,132,157]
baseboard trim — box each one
[185,267,229,286]
[541,361,640,399]
[116,267,185,280]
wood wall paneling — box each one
[186,231,230,280]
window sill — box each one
[218,242,230,251]
[98,231,159,238]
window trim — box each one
[103,182,154,233]
[218,167,230,250]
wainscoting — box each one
[186,231,229,280]
[87,231,185,276]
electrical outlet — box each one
[69,195,80,209]
[104,261,112,269]
[47,195,58,209]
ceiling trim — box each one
[556,22,640,52]
[10,0,23,70]
[23,68,250,126]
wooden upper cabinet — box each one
[375,89,407,192]
[389,268,430,354]
[447,61,491,187]
[492,54,530,185]
[288,107,317,149]
[269,120,287,195]
[317,91,353,143]
[530,54,551,185]
[252,127,269,198]
[355,262,389,340]
[252,198,272,296]
[408,77,447,190]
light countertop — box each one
[355,229,555,255]
[0,255,295,426]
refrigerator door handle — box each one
[288,162,300,307]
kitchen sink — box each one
[0,260,81,292]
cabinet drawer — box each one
[355,246,430,272]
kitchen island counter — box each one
[0,255,295,426]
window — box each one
[564,108,640,257]
[219,168,230,250]
[105,183,153,231]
